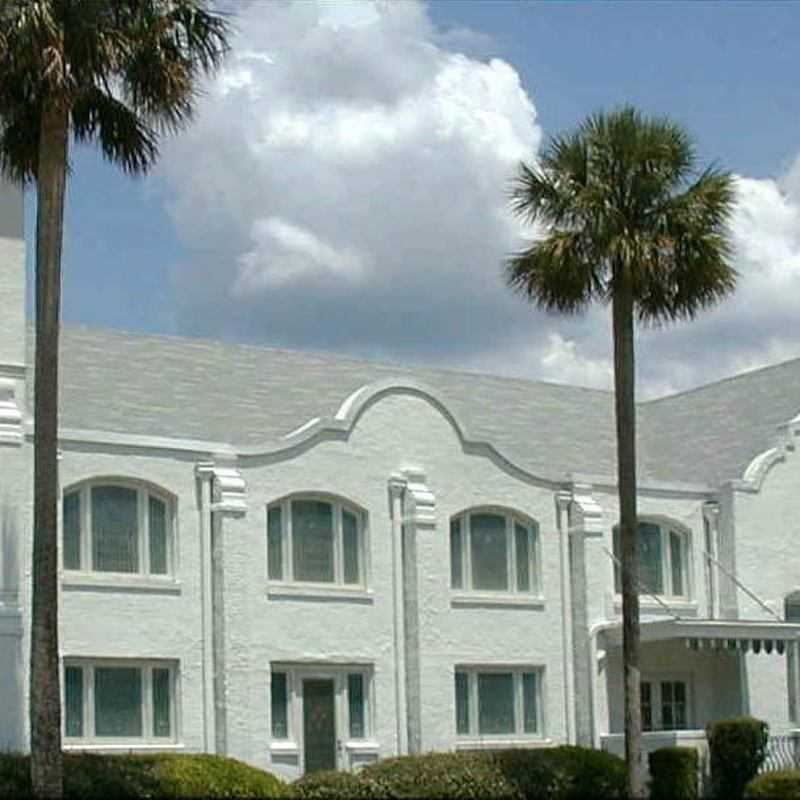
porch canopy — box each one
[600,618,800,655]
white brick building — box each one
[1,179,800,779]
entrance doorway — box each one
[302,678,337,774]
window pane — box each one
[271,672,288,738]
[342,510,360,585]
[94,667,142,737]
[63,492,81,570]
[612,527,621,594]
[450,519,463,589]
[152,668,171,737]
[455,672,469,735]
[348,673,365,738]
[292,501,334,582]
[267,506,283,580]
[515,523,530,592]
[92,486,139,573]
[478,673,514,734]
[639,522,664,595]
[522,673,538,733]
[641,682,652,731]
[669,530,684,596]
[470,514,508,591]
[64,666,84,737]
[148,496,168,575]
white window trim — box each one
[62,658,180,746]
[641,673,693,732]
[451,508,542,598]
[61,480,176,579]
[454,664,546,743]
[269,663,377,771]
[613,518,692,602]
[267,495,369,590]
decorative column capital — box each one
[388,475,407,501]
[0,378,22,446]
[702,500,720,524]
[401,468,436,527]
[196,462,247,516]
[566,483,603,537]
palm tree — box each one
[507,106,736,797]
[0,2,228,796]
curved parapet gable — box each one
[737,412,800,493]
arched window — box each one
[267,495,366,587]
[450,509,540,595]
[62,481,174,576]
[612,519,690,599]
[785,592,800,722]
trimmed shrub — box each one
[0,752,289,799]
[293,768,382,799]
[706,717,769,800]
[648,746,698,800]
[353,746,627,800]
[745,769,800,799]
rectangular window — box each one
[669,531,684,597]
[470,514,508,591]
[64,666,84,738]
[267,499,366,587]
[347,673,365,738]
[455,671,469,735]
[515,523,530,592]
[63,492,82,571]
[639,677,690,731]
[64,661,176,743]
[450,519,463,590]
[92,487,139,573]
[267,506,283,581]
[638,522,664,595]
[271,672,288,739]
[148,497,168,576]
[613,522,688,599]
[342,511,360,585]
[455,667,543,738]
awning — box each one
[600,618,800,656]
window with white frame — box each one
[62,482,174,576]
[450,510,540,594]
[269,665,371,742]
[63,660,177,743]
[640,678,690,731]
[613,520,689,599]
[267,497,366,586]
[454,667,543,738]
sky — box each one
[25,0,800,399]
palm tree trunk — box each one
[30,99,69,800]
[612,277,644,798]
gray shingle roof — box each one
[29,326,800,488]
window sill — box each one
[269,741,299,755]
[267,583,374,604]
[451,592,544,609]
[456,737,552,750]
[613,597,698,615]
[64,742,183,752]
[61,572,182,595]
[345,740,380,752]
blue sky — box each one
[25,0,800,396]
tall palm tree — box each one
[0,2,228,796]
[507,106,736,797]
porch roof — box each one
[600,617,800,654]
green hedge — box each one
[706,717,769,800]
[745,770,800,799]
[648,746,698,800]
[0,752,289,799]
[293,747,627,800]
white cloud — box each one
[157,0,800,400]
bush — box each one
[293,768,383,799]
[706,717,769,799]
[648,746,698,800]
[350,746,626,800]
[745,770,800,799]
[0,752,289,799]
